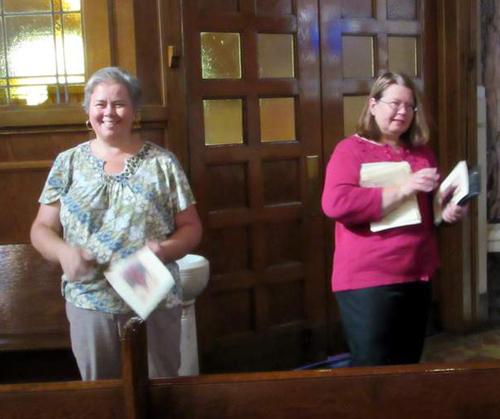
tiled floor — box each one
[421,327,500,364]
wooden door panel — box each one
[183,0,327,373]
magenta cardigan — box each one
[321,135,440,292]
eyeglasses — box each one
[377,99,417,113]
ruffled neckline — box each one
[83,141,152,183]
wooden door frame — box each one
[435,0,480,332]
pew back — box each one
[2,363,500,419]
[0,244,68,351]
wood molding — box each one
[0,161,53,173]
[113,0,138,73]
[436,0,478,331]
[83,0,113,73]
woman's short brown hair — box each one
[355,72,429,146]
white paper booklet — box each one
[360,161,422,232]
[433,160,469,225]
[104,247,175,319]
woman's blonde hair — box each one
[355,72,429,146]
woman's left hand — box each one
[146,206,203,264]
[442,202,468,223]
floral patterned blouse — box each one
[39,141,196,314]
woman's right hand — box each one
[57,244,95,282]
[399,167,440,199]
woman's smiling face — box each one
[369,84,416,144]
[88,82,135,142]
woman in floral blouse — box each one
[30,67,202,380]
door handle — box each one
[168,45,180,68]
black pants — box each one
[335,281,431,367]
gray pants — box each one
[66,302,182,381]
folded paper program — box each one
[360,161,422,232]
[105,247,175,319]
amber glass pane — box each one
[258,34,294,78]
[201,32,241,79]
[343,96,367,136]
[342,36,374,78]
[260,98,296,142]
[204,99,244,145]
[341,0,373,18]
[388,36,417,77]
[4,0,51,12]
[5,15,56,77]
[387,0,416,20]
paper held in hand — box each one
[104,247,175,319]
[360,161,422,232]
[433,160,480,225]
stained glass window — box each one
[0,0,85,106]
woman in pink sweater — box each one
[321,72,466,366]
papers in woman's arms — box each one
[433,161,481,225]
[104,247,175,319]
[360,162,422,232]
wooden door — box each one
[182,0,327,373]
[318,0,438,345]
[180,0,439,373]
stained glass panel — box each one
[6,15,56,77]
[4,0,51,13]
[0,2,85,106]
[0,19,5,77]
[61,13,84,75]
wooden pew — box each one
[2,317,500,419]
[0,244,79,383]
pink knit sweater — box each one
[321,135,440,292]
